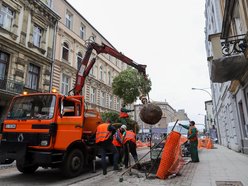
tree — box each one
[112,68,151,104]
[101,111,140,132]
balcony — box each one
[208,33,248,83]
[0,78,24,95]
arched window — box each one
[77,52,83,70]
[62,42,69,61]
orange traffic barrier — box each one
[156,131,182,179]
[206,137,213,149]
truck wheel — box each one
[61,149,84,178]
[16,161,38,174]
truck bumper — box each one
[0,141,27,163]
[0,141,64,166]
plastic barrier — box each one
[156,131,182,179]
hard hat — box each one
[121,125,127,129]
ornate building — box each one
[206,0,248,153]
[0,0,59,122]
[52,0,131,113]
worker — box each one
[119,104,134,125]
[120,125,141,169]
[112,127,123,166]
[179,121,200,162]
[95,123,121,175]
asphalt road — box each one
[0,148,150,186]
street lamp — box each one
[191,88,212,98]
[192,87,221,144]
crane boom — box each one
[73,42,147,95]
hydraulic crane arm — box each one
[73,41,147,95]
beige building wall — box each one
[52,0,131,113]
[0,0,59,122]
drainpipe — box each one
[50,21,58,92]
[233,94,244,153]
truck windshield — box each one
[7,95,56,120]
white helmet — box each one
[121,125,127,129]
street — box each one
[0,148,150,186]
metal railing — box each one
[221,34,247,56]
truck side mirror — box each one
[60,98,64,118]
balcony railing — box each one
[221,34,247,56]
[0,78,24,94]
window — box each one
[42,0,52,8]
[0,51,9,80]
[7,95,56,120]
[80,24,85,39]
[116,98,120,110]
[108,71,111,85]
[27,64,40,90]
[65,11,72,29]
[100,91,106,107]
[62,42,69,61]
[100,66,103,80]
[90,87,96,103]
[109,95,113,109]
[33,25,42,47]
[61,74,70,95]
[77,52,83,70]
[0,5,14,31]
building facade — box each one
[205,0,248,153]
[52,0,132,114]
[0,0,59,123]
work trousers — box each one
[123,141,138,167]
[190,140,200,162]
[97,140,119,172]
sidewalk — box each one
[190,144,248,186]
[71,144,248,186]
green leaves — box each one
[112,68,151,104]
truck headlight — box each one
[40,140,49,146]
[39,134,50,146]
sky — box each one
[67,0,210,125]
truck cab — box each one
[0,92,102,177]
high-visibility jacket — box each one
[112,130,123,147]
[123,130,136,144]
[188,126,198,142]
[119,112,129,118]
[95,123,111,143]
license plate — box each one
[5,124,16,129]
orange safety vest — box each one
[123,130,136,144]
[119,112,129,118]
[112,130,123,147]
[95,123,111,143]
[188,126,198,142]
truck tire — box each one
[61,149,84,178]
[16,161,38,174]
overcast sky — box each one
[67,0,210,125]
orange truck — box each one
[0,39,146,178]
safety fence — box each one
[198,137,214,149]
[156,131,185,179]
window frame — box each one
[65,11,72,29]
[27,63,40,90]
[61,73,70,95]
[62,42,69,61]
[0,4,14,31]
